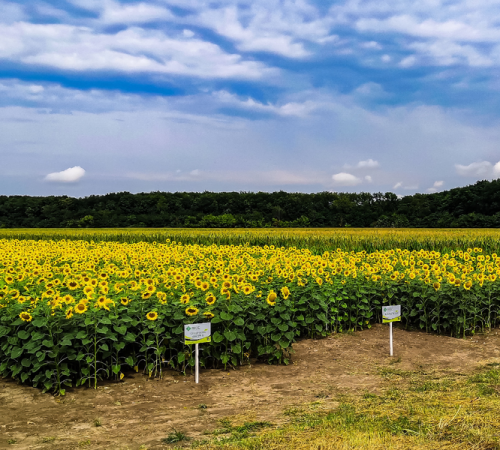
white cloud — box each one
[213,90,321,117]
[427,180,444,193]
[360,41,381,50]
[381,54,391,62]
[356,15,500,43]
[332,172,362,186]
[0,22,272,80]
[99,1,173,24]
[399,55,417,68]
[455,161,495,177]
[365,175,372,182]
[393,182,402,189]
[190,169,200,176]
[45,166,85,183]
[357,158,379,168]
[189,2,337,58]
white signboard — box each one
[184,323,211,345]
[382,305,401,323]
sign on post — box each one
[184,323,211,384]
[382,305,401,323]
[382,305,400,357]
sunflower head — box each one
[19,311,32,322]
[146,311,158,321]
[266,290,277,306]
[120,297,130,306]
[205,293,216,306]
[185,307,199,316]
[203,311,214,319]
[433,282,440,291]
[180,294,190,304]
[280,286,290,300]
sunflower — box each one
[65,307,73,319]
[84,286,94,296]
[464,280,473,290]
[180,294,190,304]
[280,286,290,300]
[146,311,158,321]
[243,285,253,295]
[200,281,210,291]
[433,282,440,291]
[67,280,79,290]
[185,306,199,316]
[19,311,32,322]
[120,297,130,306]
[266,290,277,306]
[141,292,152,299]
[205,293,216,306]
[203,311,214,319]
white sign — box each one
[382,305,401,323]
[184,323,211,345]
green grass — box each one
[176,364,500,450]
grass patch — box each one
[182,364,500,449]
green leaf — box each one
[178,352,186,363]
[11,347,23,358]
[213,331,224,343]
[234,317,245,326]
[279,340,290,349]
[224,330,237,341]
[113,325,127,335]
[125,356,134,367]
[220,311,234,321]
[21,358,31,368]
[100,316,112,325]
[271,333,282,342]
[100,343,109,351]
[231,344,242,354]
[0,326,10,338]
[18,330,30,340]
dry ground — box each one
[2,323,500,450]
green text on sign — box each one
[184,323,211,345]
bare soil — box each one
[2,324,500,450]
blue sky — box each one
[1,0,500,196]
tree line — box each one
[1,179,500,228]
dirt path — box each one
[2,324,500,450]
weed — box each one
[162,430,188,444]
[93,418,102,427]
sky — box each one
[1,0,500,197]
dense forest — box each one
[1,179,500,228]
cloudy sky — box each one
[1,0,500,197]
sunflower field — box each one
[1,236,500,395]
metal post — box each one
[389,322,393,356]
[195,343,199,384]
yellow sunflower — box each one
[146,311,158,321]
[185,306,199,316]
[266,290,277,306]
[19,311,32,322]
[205,293,216,305]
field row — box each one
[2,227,500,253]
[1,238,499,394]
